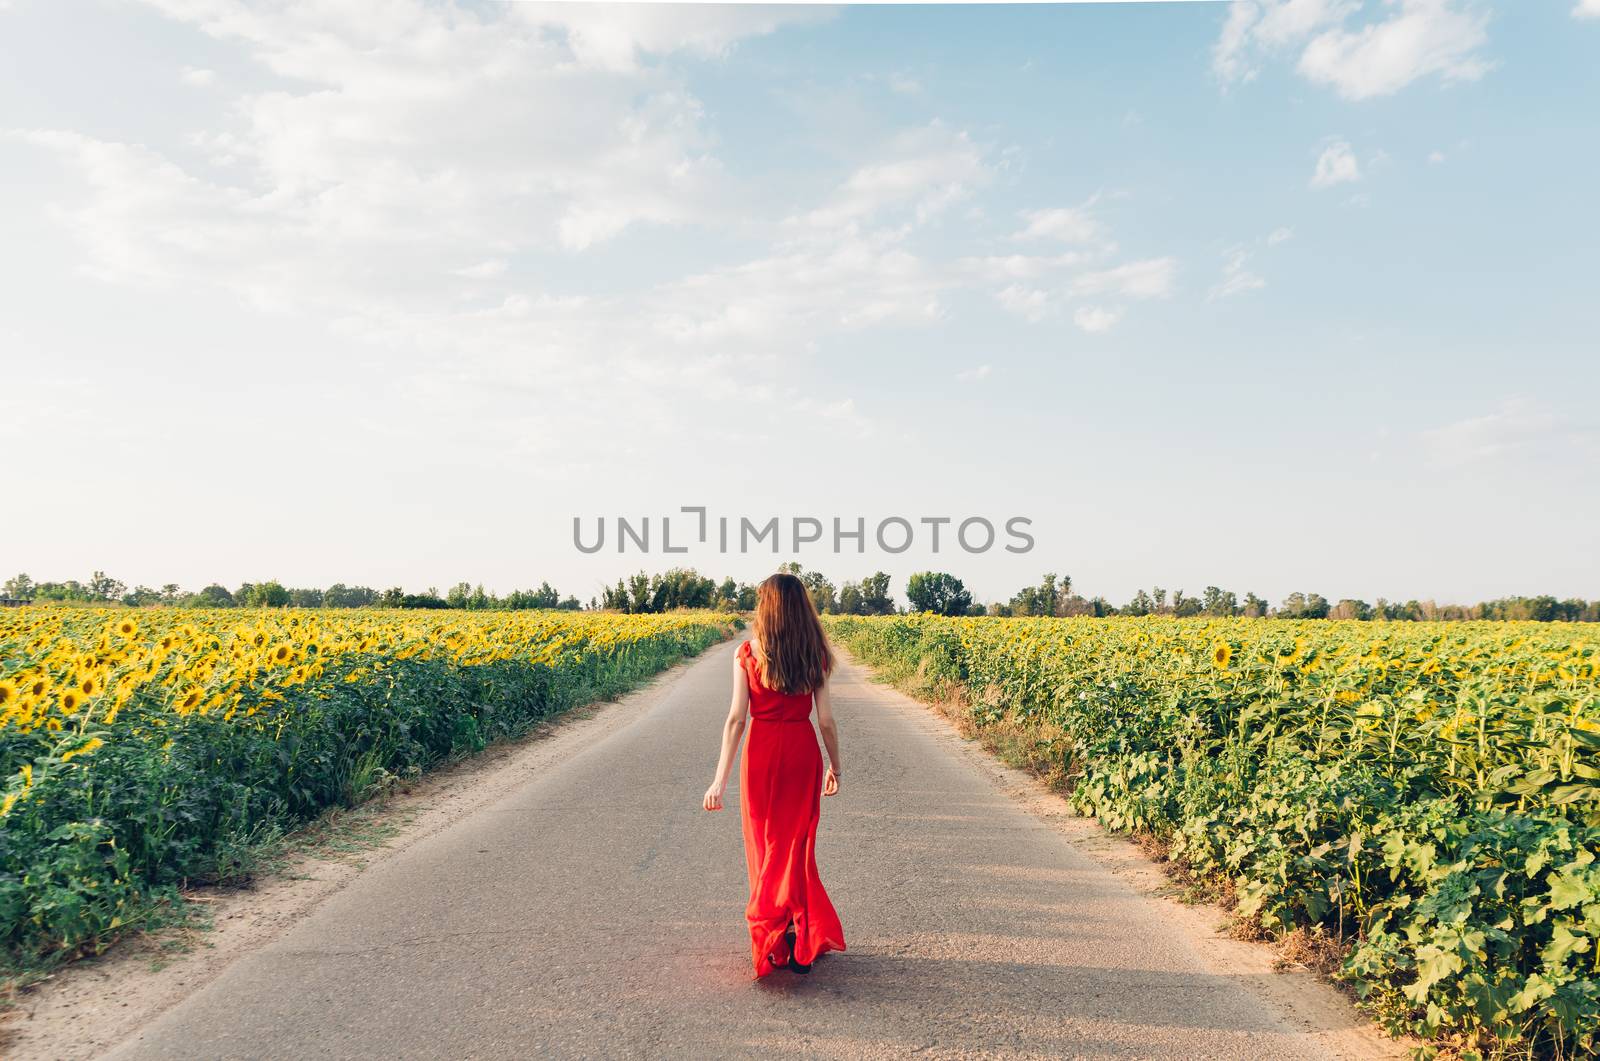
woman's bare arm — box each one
[815,672,841,796]
[703,650,750,811]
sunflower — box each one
[116,619,138,638]
[60,737,105,763]
[59,690,82,713]
[178,688,203,712]
[0,681,15,709]
[79,674,100,697]
[1212,643,1232,670]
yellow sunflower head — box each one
[116,619,138,638]
[0,681,15,709]
[60,690,82,713]
[78,675,100,697]
[1212,643,1232,670]
[60,737,104,763]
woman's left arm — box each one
[703,651,750,811]
[815,672,841,797]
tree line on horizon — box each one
[4,569,1595,623]
[1,572,581,613]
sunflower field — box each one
[826,614,1600,1058]
[0,606,732,971]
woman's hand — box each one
[703,780,726,811]
[823,765,839,796]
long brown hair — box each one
[752,573,834,694]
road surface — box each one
[106,639,1356,1060]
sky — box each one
[2,0,1597,608]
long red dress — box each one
[737,639,847,978]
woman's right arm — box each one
[703,650,750,811]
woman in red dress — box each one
[702,572,846,978]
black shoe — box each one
[784,926,810,974]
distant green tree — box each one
[859,571,894,615]
[628,572,653,613]
[241,580,291,607]
[398,591,448,609]
[800,570,837,614]
[1330,598,1373,620]
[121,585,161,607]
[650,568,716,611]
[87,570,126,602]
[1279,592,1330,619]
[905,572,972,616]
[506,582,564,609]
[1086,596,1117,617]
[324,584,377,608]
[190,584,235,607]
[1201,586,1238,617]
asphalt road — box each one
[105,639,1339,1060]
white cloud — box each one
[1267,226,1294,245]
[1298,0,1491,99]
[791,122,989,232]
[955,364,992,382]
[1310,140,1362,188]
[1215,0,1364,84]
[653,226,949,344]
[110,0,821,264]
[1208,248,1267,300]
[1578,0,1600,18]
[995,284,1054,323]
[1073,305,1123,333]
[958,252,1089,282]
[13,1,1189,480]
[1215,0,1493,100]
[1070,258,1176,300]
[988,254,1173,325]
[1428,149,1446,163]
[1419,399,1591,468]
[180,66,215,86]
[452,259,508,279]
[1012,202,1101,244]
